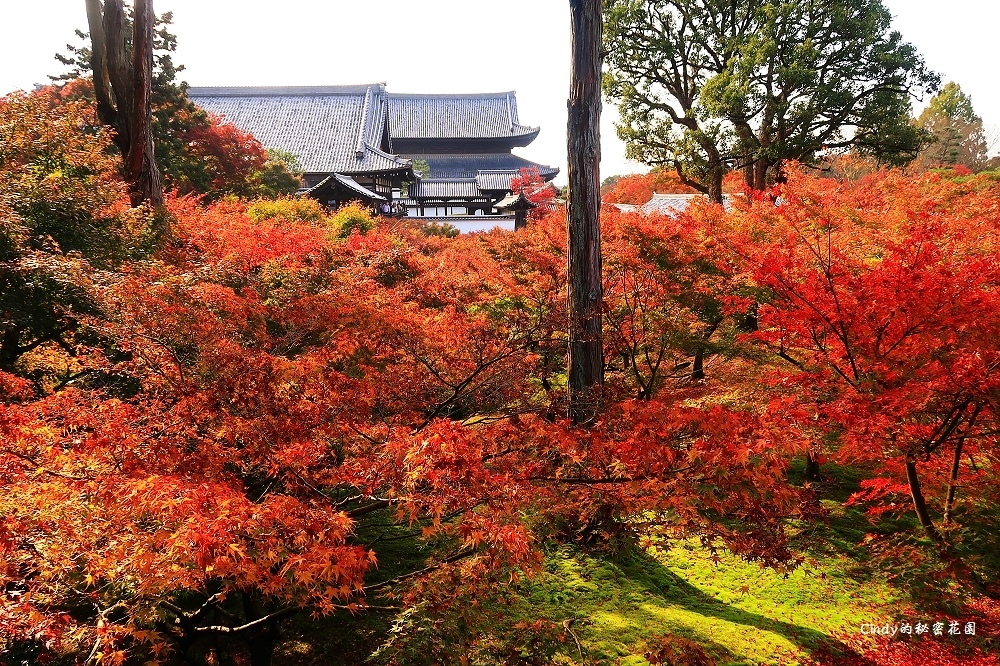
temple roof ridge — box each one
[387,90,517,99]
[188,84,386,96]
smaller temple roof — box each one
[330,173,387,201]
[495,191,538,210]
[306,173,386,202]
[640,193,733,216]
[187,85,376,96]
[388,92,539,142]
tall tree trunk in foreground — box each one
[85,0,165,215]
[566,0,604,426]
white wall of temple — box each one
[406,205,489,217]
[446,218,516,233]
[407,216,516,233]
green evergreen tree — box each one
[912,82,990,172]
[603,0,940,200]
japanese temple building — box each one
[187,84,558,221]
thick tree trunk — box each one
[84,0,116,130]
[706,166,724,205]
[85,0,164,212]
[742,161,754,191]
[566,0,604,426]
[247,630,276,666]
[126,0,164,209]
[905,459,942,543]
[752,159,768,191]
[691,351,706,381]
[98,0,133,152]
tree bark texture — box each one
[566,0,604,426]
[85,0,164,210]
[905,459,942,543]
[690,318,721,381]
[943,439,964,527]
[943,403,981,525]
[127,0,163,208]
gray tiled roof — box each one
[409,178,483,199]
[640,193,733,215]
[187,85,555,182]
[332,173,385,201]
[388,92,539,141]
[476,170,517,192]
[187,84,411,175]
[187,85,376,96]
[415,153,559,180]
[304,173,386,201]
[495,191,538,210]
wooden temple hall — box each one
[186,84,558,226]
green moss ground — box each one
[512,534,898,665]
[274,465,936,665]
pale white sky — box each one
[2,1,997,184]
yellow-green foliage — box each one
[246,197,325,224]
[328,201,376,238]
[419,220,460,238]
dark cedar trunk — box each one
[691,347,705,380]
[94,0,132,153]
[734,122,764,193]
[248,630,276,666]
[85,0,164,213]
[905,459,942,543]
[742,161,754,192]
[84,0,117,130]
[127,0,164,209]
[566,0,604,426]
[739,158,769,191]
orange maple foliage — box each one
[33,78,276,199]
[5,92,999,664]
[0,191,808,664]
[510,166,558,219]
[603,168,746,205]
[603,168,699,204]
[702,166,1000,590]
